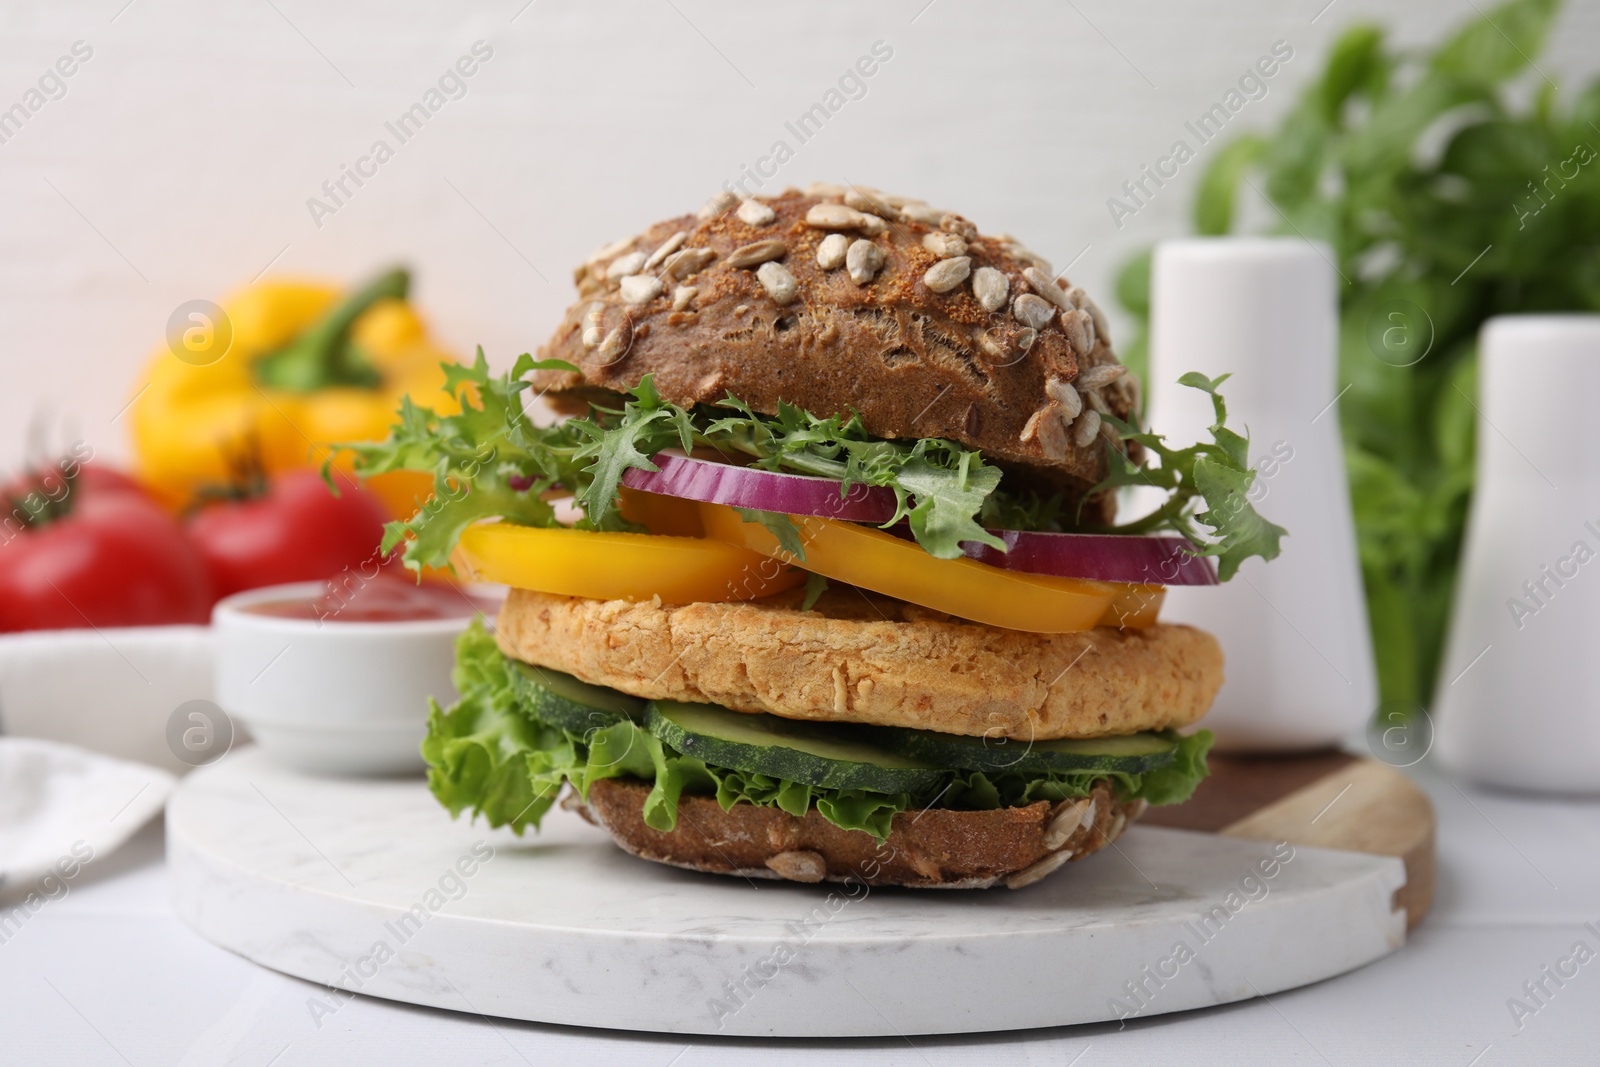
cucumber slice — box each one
[869,726,1178,776]
[646,701,944,793]
[508,661,647,734]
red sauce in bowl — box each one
[243,577,499,623]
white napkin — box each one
[0,738,174,893]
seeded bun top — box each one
[532,183,1137,506]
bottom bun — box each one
[573,778,1145,890]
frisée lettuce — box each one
[340,351,1284,579]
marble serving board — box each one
[167,746,1432,1037]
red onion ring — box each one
[954,528,1217,585]
[620,450,898,523]
[624,450,1218,585]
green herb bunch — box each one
[1115,0,1595,710]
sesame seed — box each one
[618,274,663,305]
[1023,267,1072,311]
[923,255,971,294]
[606,251,647,280]
[923,232,968,259]
[725,239,790,269]
[756,261,800,305]
[816,233,850,270]
[697,190,738,219]
[672,285,697,311]
[972,266,1009,312]
[1012,293,1055,329]
[643,232,688,271]
[846,238,886,285]
[737,199,777,226]
[804,203,887,236]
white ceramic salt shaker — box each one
[1142,238,1376,752]
[1434,316,1600,793]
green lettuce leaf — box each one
[732,507,806,559]
[345,350,1283,577]
[1096,373,1287,580]
[801,571,829,611]
[709,769,909,839]
[423,632,1216,843]
[1131,730,1215,806]
[894,449,1005,556]
[421,619,562,833]
[334,349,599,574]
[569,375,694,524]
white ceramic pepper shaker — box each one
[1433,316,1600,793]
[1143,238,1376,752]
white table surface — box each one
[3,756,1597,1067]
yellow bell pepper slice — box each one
[617,486,705,538]
[699,503,1121,633]
[1099,585,1166,629]
[455,522,806,603]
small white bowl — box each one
[212,581,497,776]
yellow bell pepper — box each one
[699,502,1122,633]
[454,522,807,602]
[129,267,453,517]
[1100,585,1166,630]
[617,486,706,537]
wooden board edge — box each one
[1216,757,1436,930]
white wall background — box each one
[2,0,1597,472]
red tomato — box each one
[186,470,390,599]
[0,477,213,632]
[76,464,157,501]
[1,463,154,509]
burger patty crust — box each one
[495,586,1223,740]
